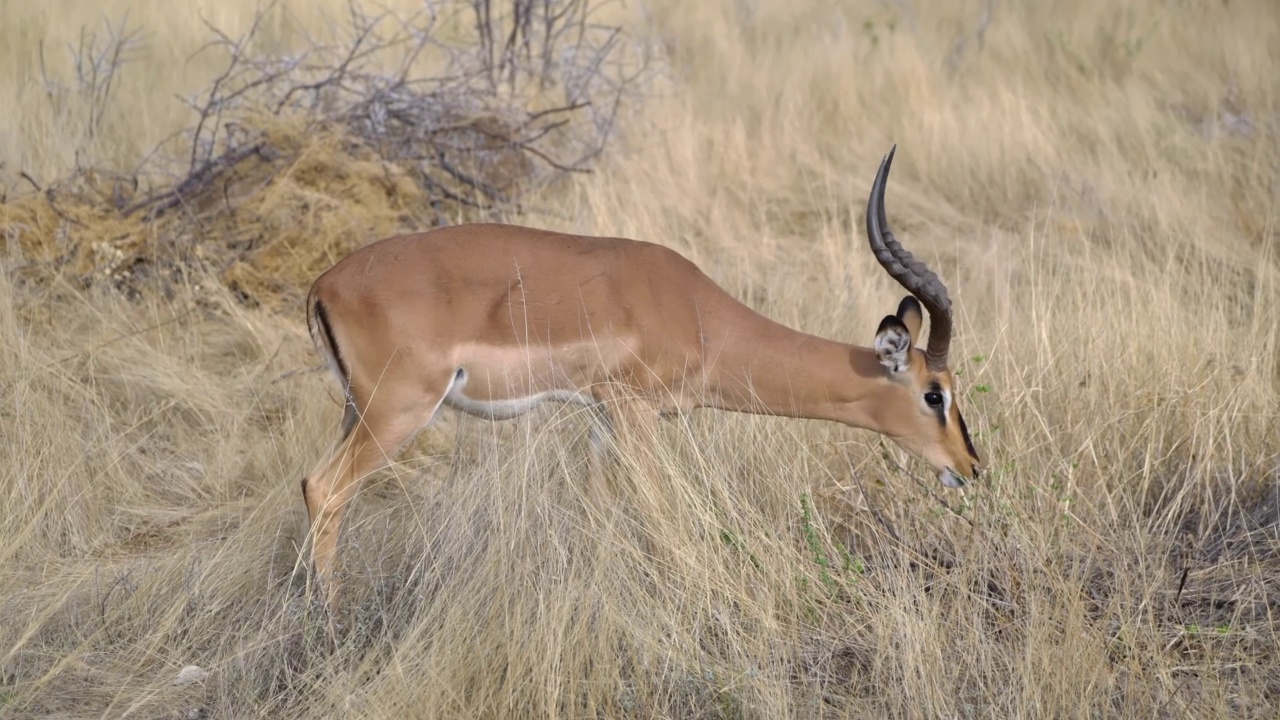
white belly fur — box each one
[441,367,598,420]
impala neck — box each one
[704,310,890,430]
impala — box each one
[300,145,980,610]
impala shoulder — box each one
[619,239,702,275]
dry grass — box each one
[2,0,1279,717]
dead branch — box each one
[18,171,43,193]
[123,142,265,218]
[143,0,647,214]
[847,456,905,547]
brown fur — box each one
[301,221,980,623]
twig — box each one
[272,14,384,115]
[122,142,264,218]
[418,170,486,209]
[188,2,280,174]
[44,187,88,228]
[18,171,42,193]
[847,456,905,546]
[273,364,328,384]
[875,439,977,527]
[436,154,510,204]
[1173,565,1190,606]
[43,305,199,370]
[513,126,594,173]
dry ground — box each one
[2,0,1278,717]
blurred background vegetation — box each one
[0,0,1276,717]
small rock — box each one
[173,665,209,686]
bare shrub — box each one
[2,0,654,303]
[35,15,145,159]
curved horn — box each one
[865,145,953,370]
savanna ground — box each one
[1,0,1278,717]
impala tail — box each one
[306,286,351,399]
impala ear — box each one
[874,314,913,374]
[896,296,923,344]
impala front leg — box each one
[589,385,682,560]
[590,383,662,477]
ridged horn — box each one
[865,145,953,371]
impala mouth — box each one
[940,467,967,489]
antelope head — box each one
[865,146,981,488]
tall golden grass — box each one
[2,0,1277,717]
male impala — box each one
[301,145,980,609]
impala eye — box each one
[924,391,944,407]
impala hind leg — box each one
[301,385,448,624]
